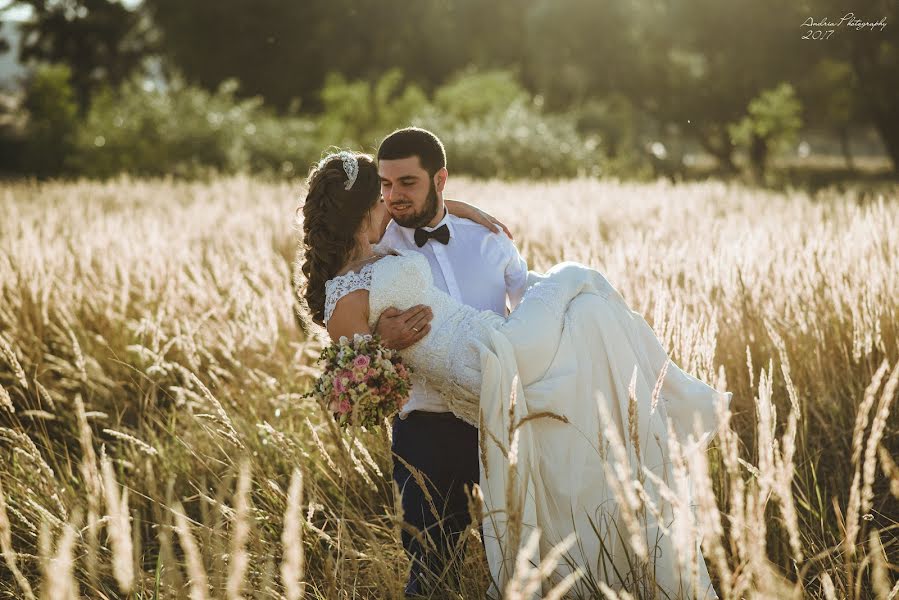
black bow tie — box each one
[414,224,450,247]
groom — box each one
[373,127,528,596]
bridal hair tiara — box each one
[319,151,358,191]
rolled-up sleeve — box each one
[501,236,528,310]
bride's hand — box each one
[444,198,513,239]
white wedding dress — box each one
[325,249,730,598]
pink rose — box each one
[353,355,370,369]
[338,399,351,414]
[367,368,376,378]
[379,385,392,396]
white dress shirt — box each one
[374,209,529,417]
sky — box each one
[0,1,145,89]
[2,0,142,21]
[0,21,23,88]
[2,5,29,21]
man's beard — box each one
[391,179,439,228]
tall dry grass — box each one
[0,175,897,598]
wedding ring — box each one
[412,327,420,332]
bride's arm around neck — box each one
[325,289,372,341]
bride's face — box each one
[363,196,390,243]
[378,156,444,229]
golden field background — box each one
[0,176,897,599]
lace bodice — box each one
[323,263,374,324]
[324,250,497,425]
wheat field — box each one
[0,176,897,599]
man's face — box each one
[378,156,444,228]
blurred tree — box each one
[145,0,331,110]
[525,0,810,173]
[9,0,152,112]
[143,0,505,111]
[729,83,803,179]
[432,68,528,122]
[797,59,863,170]
[446,0,530,71]
[70,74,324,177]
[523,0,630,109]
[805,0,899,173]
[317,68,428,148]
[21,63,78,175]
[0,91,25,173]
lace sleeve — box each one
[323,263,374,325]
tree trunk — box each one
[838,127,855,172]
[749,133,768,181]
[870,111,899,175]
[847,23,899,175]
[695,129,737,173]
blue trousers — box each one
[392,411,480,596]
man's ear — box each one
[434,167,448,192]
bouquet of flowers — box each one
[305,333,413,428]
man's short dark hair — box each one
[377,127,447,177]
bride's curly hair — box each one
[293,152,381,329]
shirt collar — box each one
[421,206,452,233]
[396,206,455,243]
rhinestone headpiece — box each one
[319,151,358,191]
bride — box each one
[295,151,730,598]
